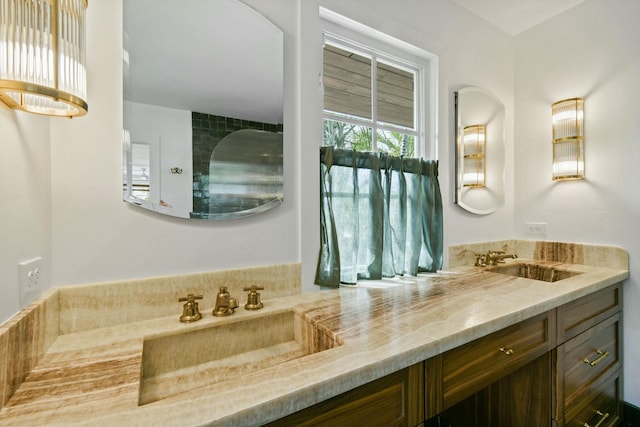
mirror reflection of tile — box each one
[191,112,283,217]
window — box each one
[316,10,442,287]
[321,8,437,160]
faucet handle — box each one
[179,293,203,302]
[178,293,203,323]
[243,286,264,310]
[474,253,487,267]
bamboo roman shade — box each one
[323,44,415,129]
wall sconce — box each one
[462,124,486,187]
[0,0,88,118]
[552,98,584,181]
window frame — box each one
[320,7,438,160]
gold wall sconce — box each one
[552,97,584,180]
[462,124,486,187]
[0,0,88,118]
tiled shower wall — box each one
[191,112,283,216]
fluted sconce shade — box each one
[0,0,88,117]
[552,98,584,180]
[462,124,485,187]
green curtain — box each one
[316,146,443,287]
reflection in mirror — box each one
[454,87,505,215]
[460,124,486,188]
[205,129,283,219]
[122,0,284,220]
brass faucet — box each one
[485,250,517,266]
[474,253,487,266]
[212,287,239,317]
[243,285,264,310]
[178,293,203,323]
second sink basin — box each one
[139,310,340,405]
[489,263,581,282]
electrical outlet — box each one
[18,257,43,307]
[525,222,548,236]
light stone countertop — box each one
[0,258,628,427]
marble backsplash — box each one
[0,263,300,410]
[449,240,628,270]
[58,263,301,334]
[0,290,58,408]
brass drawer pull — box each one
[499,347,514,356]
[583,410,609,427]
[583,350,609,366]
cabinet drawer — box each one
[557,284,622,343]
[441,311,553,409]
[563,370,621,427]
[559,313,621,416]
[265,364,424,427]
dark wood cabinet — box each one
[563,372,621,427]
[428,283,623,427]
[426,311,554,414]
[556,284,622,343]
[264,363,424,427]
[434,352,552,427]
[555,284,623,427]
[267,283,623,427]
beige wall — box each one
[514,0,640,405]
[0,110,52,321]
[1,0,515,322]
[49,0,301,288]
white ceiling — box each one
[123,0,587,122]
[450,0,590,35]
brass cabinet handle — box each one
[583,410,609,427]
[583,350,609,366]
[499,347,514,356]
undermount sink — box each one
[489,263,582,283]
[139,310,340,405]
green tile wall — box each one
[191,112,283,217]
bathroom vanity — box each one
[0,241,628,427]
[270,283,622,427]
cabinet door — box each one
[434,353,552,427]
[561,313,621,411]
[493,352,552,427]
[264,363,424,427]
[563,371,621,427]
[432,311,554,412]
[555,312,622,425]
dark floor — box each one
[624,402,640,427]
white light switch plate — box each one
[18,257,43,307]
[525,222,547,236]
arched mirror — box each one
[123,0,284,220]
[454,87,505,215]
